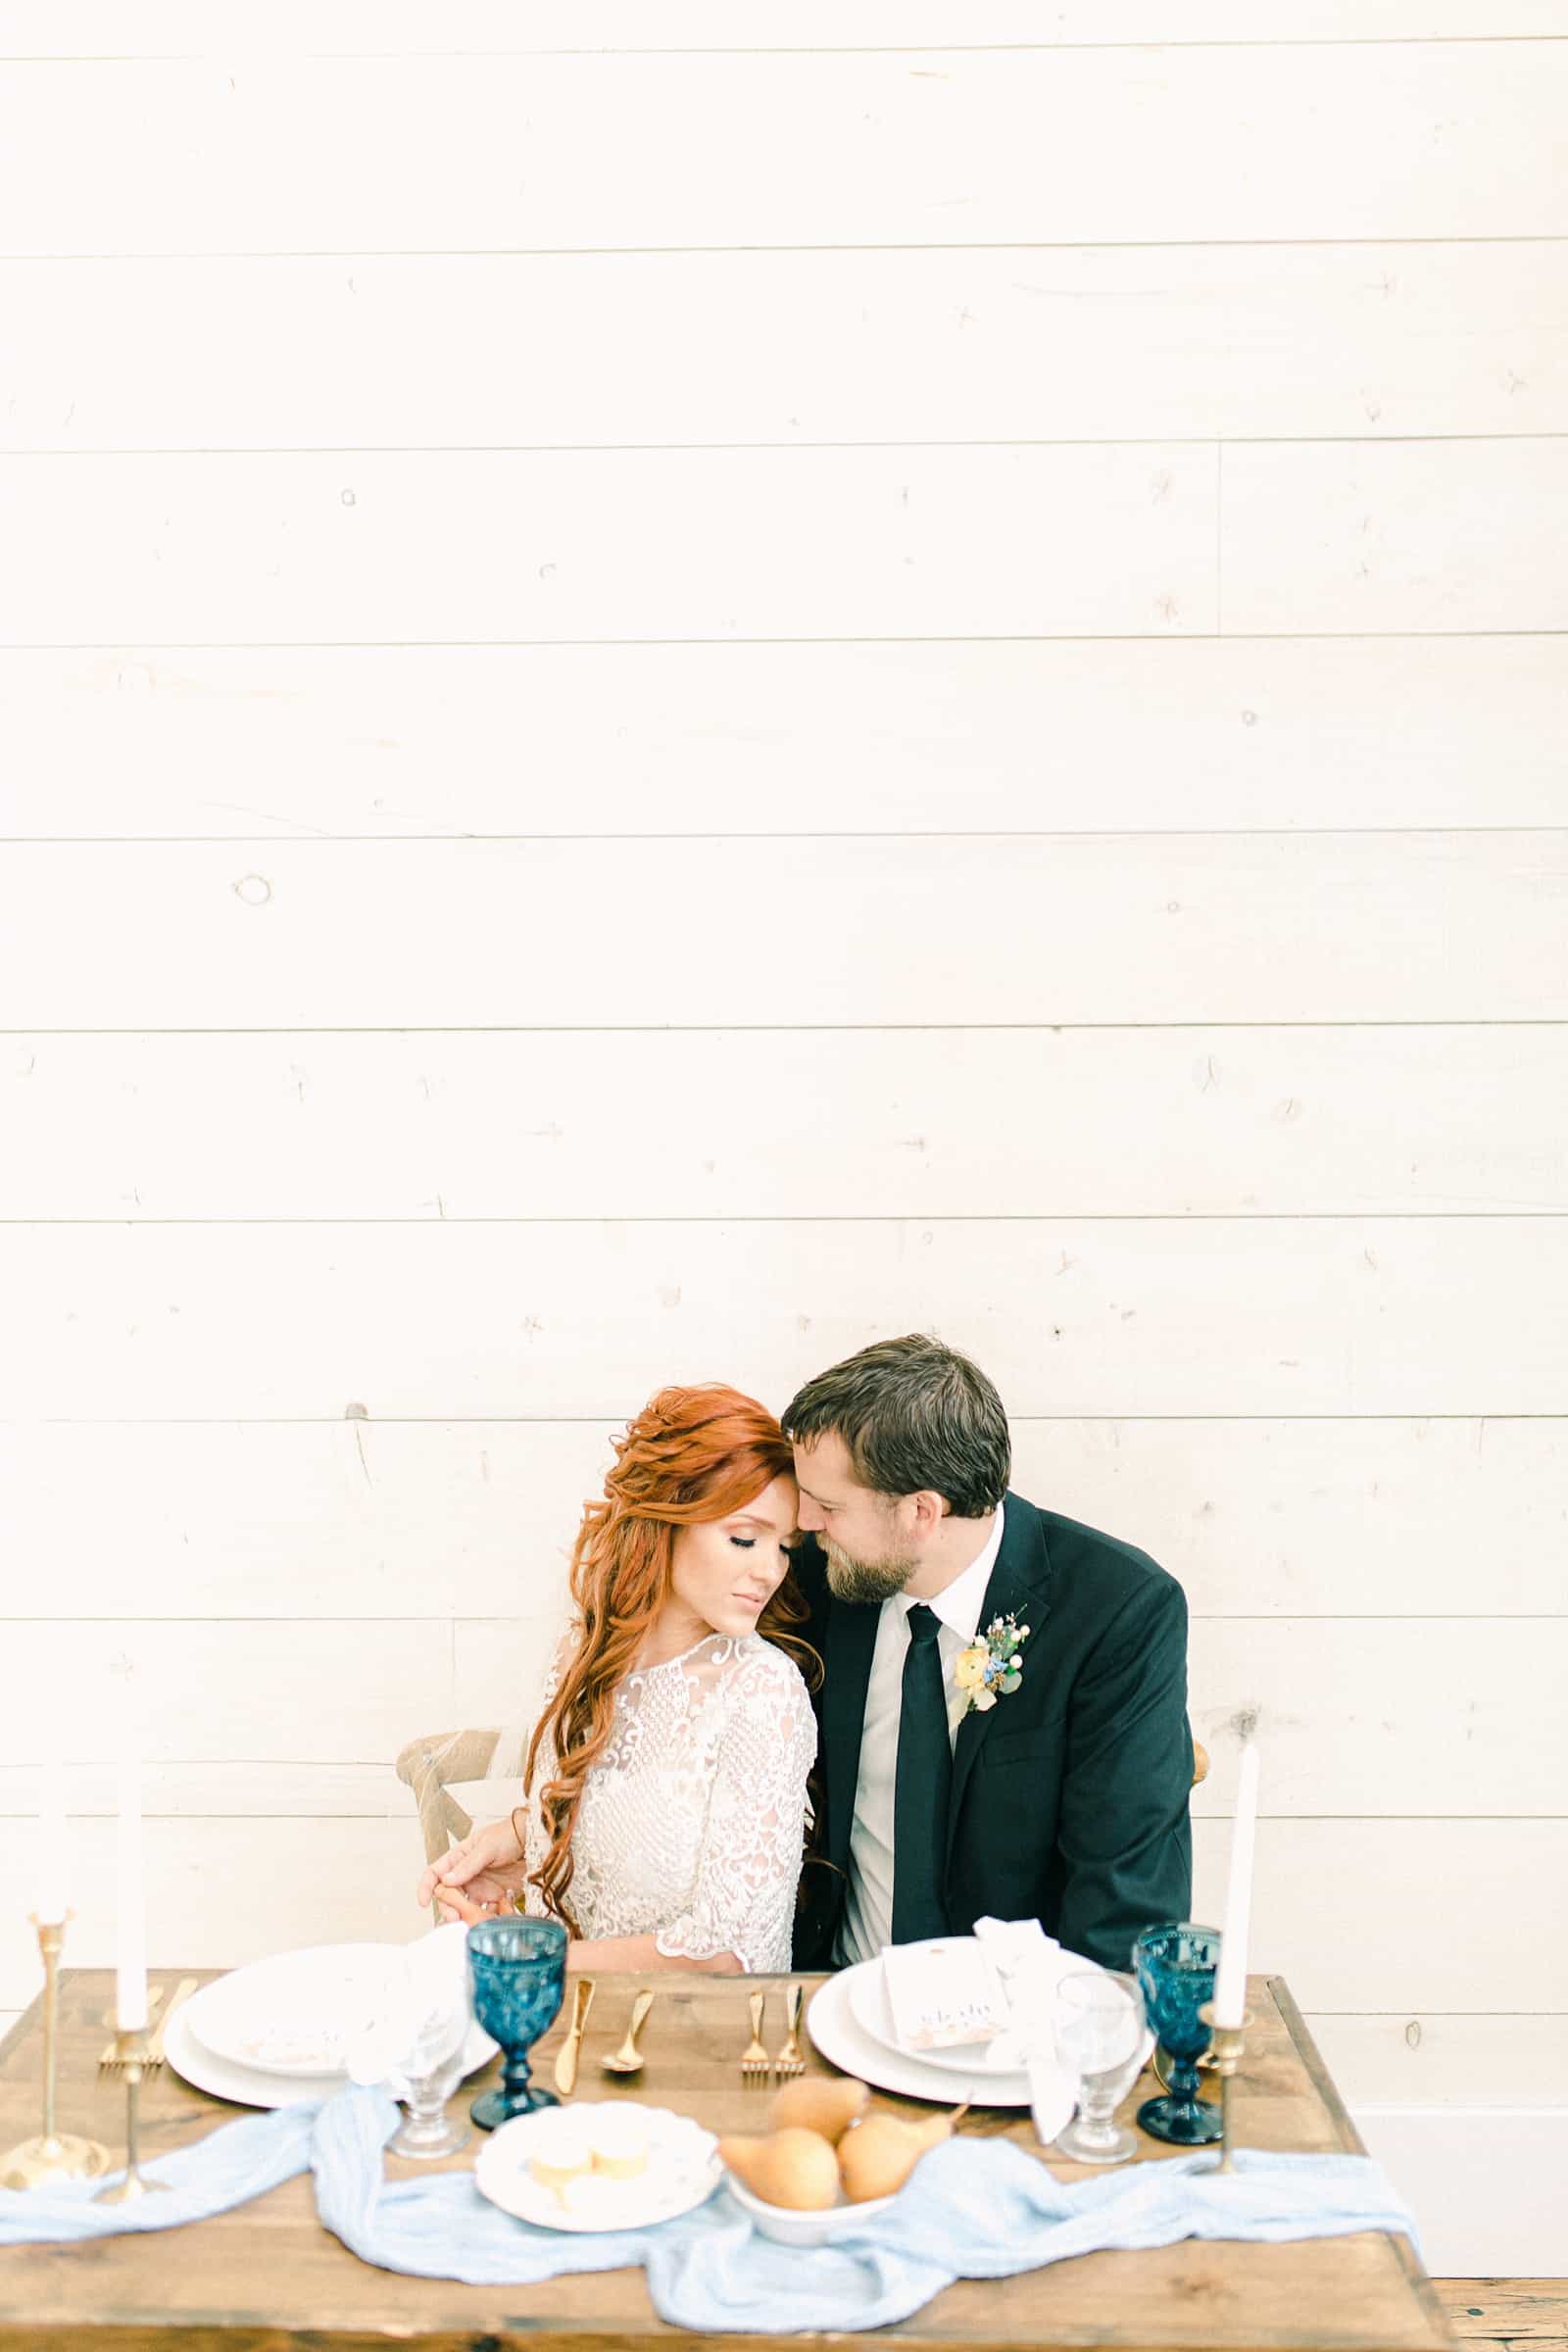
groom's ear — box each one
[908,1489,949,1538]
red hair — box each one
[523,1384,819,1934]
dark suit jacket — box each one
[791,1492,1193,1972]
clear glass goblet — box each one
[466,1917,567,2132]
[387,1982,471,2162]
[1053,1970,1147,2164]
[1132,1922,1225,2146]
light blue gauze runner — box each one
[1,2086,1420,2333]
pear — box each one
[768,2075,870,2145]
[718,2127,840,2211]
[836,2108,956,2203]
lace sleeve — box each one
[655,1644,816,1975]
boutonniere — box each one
[954,1614,1031,1716]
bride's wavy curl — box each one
[523,1384,821,1935]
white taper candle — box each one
[1211,1739,1259,2029]
[35,1748,69,1926]
[114,1745,148,2032]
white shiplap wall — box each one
[1,3,1564,2154]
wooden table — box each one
[0,1968,1455,2352]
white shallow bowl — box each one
[722,2167,896,2247]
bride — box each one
[416,1384,819,1974]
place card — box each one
[881,1938,1008,2051]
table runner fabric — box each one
[0,2100,315,2241]
[0,2085,1421,2334]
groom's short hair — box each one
[783,1334,1010,1519]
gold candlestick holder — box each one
[1197,2001,1251,2175]
[94,2024,171,2204]
[0,1913,111,2190]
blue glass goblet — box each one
[466,1917,567,2132]
[1132,1922,1224,2146]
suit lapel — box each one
[946,1495,1053,1867]
[820,1593,882,1873]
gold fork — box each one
[739,1989,771,2082]
[97,1983,166,2074]
[772,1982,805,2079]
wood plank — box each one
[0,1968,1451,2352]
[0,445,1217,645]
[3,48,1563,253]
[6,640,1566,839]
[1224,440,1568,635]
[4,1416,1564,1620]
[473,1611,1568,1822]
[0,1814,1563,2044]
[5,1616,1562,1827]
[1314,2018,1568,2109]
[4,1216,1564,1420]
[1184,1620,1568,1819]
[0,1620,472,1765]
[0,1819,418,2020]
[6,3,1568,53]
[0,1760,426,1820]
[8,244,1567,451]
[1190,1820,1568,2017]
[6,838,1565,1028]
[1439,2284,1568,2338]
[10,1027,1567,1221]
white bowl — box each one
[722,2167,896,2246]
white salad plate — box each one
[165,1998,495,2111]
[475,2102,721,2233]
[182,1942,414,2079]
[807,1963,1045,2112]
[168,1942,496,2109]
[846,1941,1034,2081]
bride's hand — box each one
[416,1814,525,1918]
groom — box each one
[784,1335,1193,1972]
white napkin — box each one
[344,1923,472,2090]
[971,1916,1070,2067]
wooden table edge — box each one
[1268,1977,1458,2352]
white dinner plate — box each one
[807,1965,1044,2111]
[475,2102,721,2233]
[165,1991,495,2110]
[182,1943,407,2079]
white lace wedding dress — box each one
[515,1630,817,1974]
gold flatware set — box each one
[538,1980,810,2094]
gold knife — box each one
[553,1977,595,2097]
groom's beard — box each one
[823,1538,917,1606]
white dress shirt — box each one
[835,1502,1006,1969]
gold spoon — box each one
[600,1988,656,2077]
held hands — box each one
[416,1813,529,1926]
